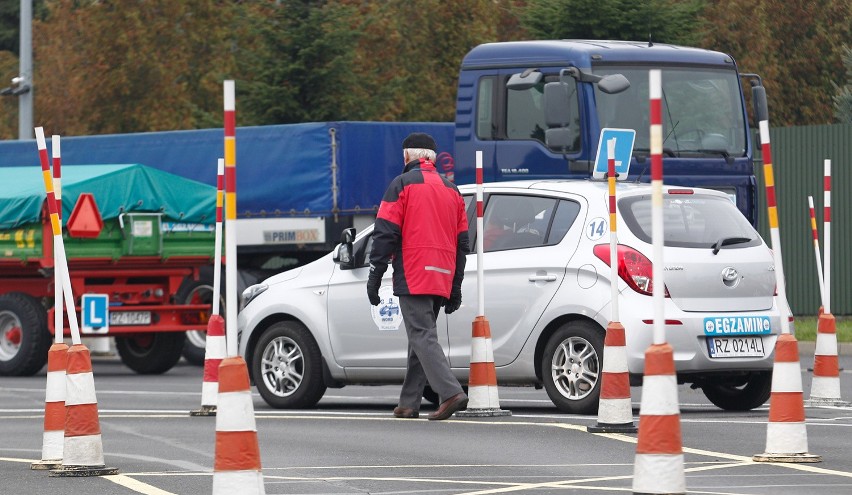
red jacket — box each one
[369,158,469,298]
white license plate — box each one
[707,336,764,358]
[109,311,152,326]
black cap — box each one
[402,132,437,151]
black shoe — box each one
[427,393,468,421]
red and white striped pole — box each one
[632,70,685,495]
[589,138,635,433]
[191,158,226,417]
[36,129,118,477]
[32,135,70,470]
[807,196,825,311]
[752,117,821,463]
[457,150,509,417]
[212,80,265,494]
[807,160,845,406]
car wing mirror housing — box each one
[333,227,356,269]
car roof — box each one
[457,179,729,200]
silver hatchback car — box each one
[238,180,786,414]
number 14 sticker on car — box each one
[592,128,636,181]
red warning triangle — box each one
[66,193,104,238]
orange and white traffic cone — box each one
[32,342,68,470]
[49,344,118,477]
[754,333,821,462]
[213,356,265,494]
[806,312,848,406]
[589,321,636,433]
[191,315,226,416]
[632,343,684,494]
[455,316,510,417]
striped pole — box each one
[807,196,826,310]
[456,150,510,417]
[33,135,69,470]
[191,159,227,417]
[752,120,821,463]
[213,80,265,494]
[806,162,846,406]
[632,70,685,495]
[35,129,118,477]
[589,138,635,433]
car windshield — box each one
[594,65,747,158]
[619,193,761,249]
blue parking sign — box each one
[593,128,636,181]
[82,294,109,334]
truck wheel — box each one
[176,275,224,366]
[541,320,604,414]
[0,293,49,377]
[115,332,186,374]
[251,321,326,409]
[701,371,772,411]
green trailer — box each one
[0,164,218,376]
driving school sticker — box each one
[370,285,403,331]
[586,217,607,241]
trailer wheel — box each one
[115,332,186,374]
[177,274,224,366]
[0,293,49,376]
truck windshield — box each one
[593,66,747,158]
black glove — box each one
[444,287,462,314]
[367,268,382,306]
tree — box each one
[835,45,852,123]
[520,0,706,46]
[702,0,852,126]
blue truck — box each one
[0,40,766,365]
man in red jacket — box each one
[367,132,470,420]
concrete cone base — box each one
[190,405,218,416]
[804,398,851,407]
[454,408,511,417]
[753,453,822,463]
[587,422,637,433]
[49,465,119,477]
[30,460,62,470]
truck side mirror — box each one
[507,68,543,91]
[543,81,575,152]
[597,74,630,94]
[333,227,356,269]
[751,84,768,123]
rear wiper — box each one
[711,236,752,255]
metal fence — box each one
[754,123,852,315]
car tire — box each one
[115,332,186,374]
[701,371,772,411]
[251,321,327,409]
[0,293,49,377]
[541,320,604,414]
[176,274,224,366]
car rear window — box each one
[619,193,762,249]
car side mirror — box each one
[333,227,356,269]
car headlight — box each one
[241,283,268,309]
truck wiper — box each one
[633,147,676,159]
[695,149,734,165]
[711,236,752,255]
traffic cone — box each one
[753,334,821,462]
[632,343,685,494]
[588,321,637,433]
[32,342,68,470]
[50,344,118,476]
[806,312,848,406]
[213,356,265,494]
[191,315,226,416]
[455,316,510,417]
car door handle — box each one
[529,274,557,282]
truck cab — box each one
[453,40,762,225]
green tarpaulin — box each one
[0,164,216,230]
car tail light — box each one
[667,188,694,194]
[593,244,670,297]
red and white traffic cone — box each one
[754,333,821,462]
[191,315,226,416]
[632,343,684,494]
[806,312,848,406]
[588,321,636,433]
[32,342,68,469]
[50,344,118,476]
[213,356,265,494]
[455,316,510,417]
